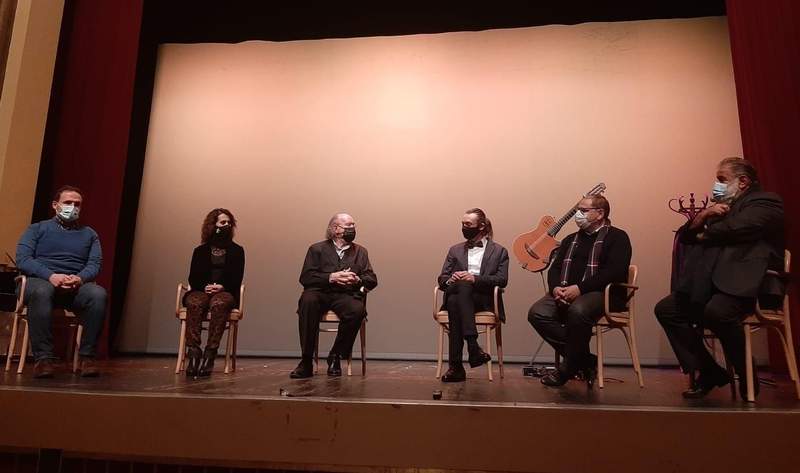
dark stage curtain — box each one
[36,0,143,357]
[727,0,800,370]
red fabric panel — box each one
[727,0,800,370]
[43,0,143,356]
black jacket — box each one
[548,226,632,311]
[187,242,245,304]
[438,240,509,322]
[299,240,378,295]
[677,186,784,302]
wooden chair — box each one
[4,275,82,374]
[741,250,798,402]
[433,285,504,381]
[593,265,644,388]
[314,312,367,376]
[174,283,245,375]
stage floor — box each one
[1,356,799,410]
[2,357,800,473]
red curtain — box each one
[38,0,143,356]
[726,0,800,369]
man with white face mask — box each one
[656,157,784,400]
[528,194,632,387]
[15,185,106,378]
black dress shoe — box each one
[198,348,217,378]
[441,366,466,382]
[468,348,491,368]
[79,358,101,378]
[541,370,569,387]
[326,353,342,377]
[290,360,313,379]
[33,359,56,379]
[682,369,730,399]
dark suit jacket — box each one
[299,240,378,296]
[187,242,245,304]
[437,240,509,321]
[678,186,785,302]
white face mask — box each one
[57,203,80,222]
[712,180,738,203]
[574,210,591,230]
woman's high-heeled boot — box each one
[198,347,217,378]
[185,347,202,378]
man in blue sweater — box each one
[16,185,107,378]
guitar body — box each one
[513,216,562,272]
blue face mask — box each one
[57,204,80,222]
[712,181,733,202]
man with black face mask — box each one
[437,208,509,382]
[291,213,378,378]
[528,194,631,388]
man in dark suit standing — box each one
[290,213,378,379]
[656,157,784,399]
[438,208,509,382]
[528,194,632,387]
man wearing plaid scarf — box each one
[528,195,632,387]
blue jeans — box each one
[20,277,107,361]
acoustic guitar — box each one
[512,183,606,272]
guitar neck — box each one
[547,205,578,237]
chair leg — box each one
[485,325,493,382]
[175,320,187,374]
[231,321,238,373]
[73,325,83,373]
[18,321,29,374]
[596,326,604,388]
[224,323,233,374]
[66,325,75,368]
[495,323,504,379]
[346,356,353,376]
[360,320,366,376]
[745,325,755,402]
[435,324,444,378]
[314,335,319,375]
[5,314,19,372]
[621,326,644,388]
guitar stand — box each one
[523,339,557,377]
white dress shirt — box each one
[467,238,488,275]
[334,242,351,259]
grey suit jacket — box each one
[437,240,510,321]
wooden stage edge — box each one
[1,357,799,473]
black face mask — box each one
[342,227,356,243]
[211,225,232,245]
[462,226,480,240]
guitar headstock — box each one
[584,183,606,197]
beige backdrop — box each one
[118,16,765,365]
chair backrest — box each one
[14,275,26,314]
[784,249,791,274]
[627,264,638,291]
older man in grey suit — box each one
[438,208,509,382]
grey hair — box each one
[325,213,350,240]
[719,156,759,184]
